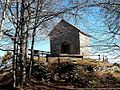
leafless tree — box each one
[0,0,97,88]
[0,0,120,88]
[88,0,120,58]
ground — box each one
[1,58,120,89]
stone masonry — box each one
[49,19,91,56]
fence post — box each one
[98,55,100,61]
[103,55,104,61]
[82,56,83,60]
[46,54,49,62]
[58,54,60,64]
[38,54,40,63]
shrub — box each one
[115,70,120,73]
[86,65,94,73]
[113,63,120,68]
[32,63,52,82]
[2,52,12,64]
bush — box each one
[2,52,12,64]
[113,63,120,68]
[115,70,120,73]
[32,63,52,82]
[53,62,84,84]
[86,65,94,72]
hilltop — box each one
[25,58,120,89]
[1,58,120,89]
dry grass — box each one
[34,57,112,67]
[28,57,120,88]
[73,58,112,67]
[112,73,120,79]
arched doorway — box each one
[61,42,70,54]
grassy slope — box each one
[33,57,120,88]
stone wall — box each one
[50,20,80,55]
[49,19,90,56]
[79,33,91,57]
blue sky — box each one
[0,16,119,63]
[34,38,50,51]
[0,1,120,63]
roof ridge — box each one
[60,19,92,37]
[49,19,92,37]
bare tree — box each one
[88,0,120,58]
[0,0,97,88]
[0,0,119,88]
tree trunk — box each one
[29,29,35,79]
[19,0,26,86]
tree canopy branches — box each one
[0,0,120,88]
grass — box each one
[34,57,120,80]
[1,57,120,89]
[34,57,111,65]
